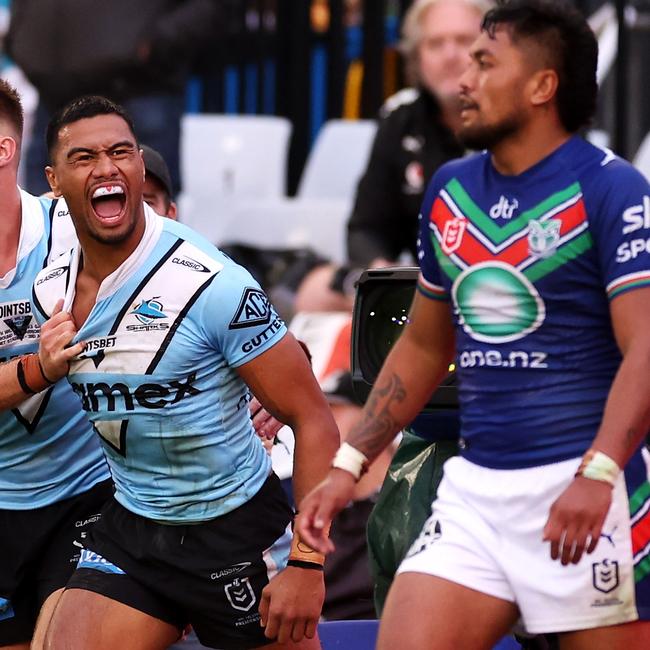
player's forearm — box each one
[592,341,650,468]
[346,332,453,463]
[0,354,52,410]
[0,357,28,409]
[291,407,340,508]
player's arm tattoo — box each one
[347,372,406,459]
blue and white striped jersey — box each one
[0,191,108,509]
[33,206,287,523]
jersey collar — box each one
[63,203,164,310]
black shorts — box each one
[67,473,293,650]
[0,479,113,645]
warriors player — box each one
[298,1,650,648]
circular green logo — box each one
[452,262,545,342]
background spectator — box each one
[347,0,490,268]
[6,0,220,195]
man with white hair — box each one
[296,0,491,311]
[346,0,492,270]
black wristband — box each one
[16,358,36,394]
[37,358,55,385]
[287,559,324,571]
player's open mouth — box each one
[90,184,127,224]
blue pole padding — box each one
[184,77,203,114]
[224,66,240,114]
[310,44,328,144]
[244,62,259,114]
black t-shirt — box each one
[347,88,464,266]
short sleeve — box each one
[416,171,451,301]
[200,262,287,367]
[586,161,650,300]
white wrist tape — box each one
[576,449,620,487]
[332,442,369,481]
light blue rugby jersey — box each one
[0,191,108,509]
[33,206,286,523]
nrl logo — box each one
[592,559,619,594]
[441,219,467,255]
[528,219,561,258]
[224,577,256,612]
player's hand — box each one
[259,566,324,643]
[543,475,612,565]
[295,469,357,555]
[249,395,285,441]
[38,299,84,382]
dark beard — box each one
[457,116,521,151]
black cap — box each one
[141,144,173,198]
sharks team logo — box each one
[130,298,167,325]
[127,298,170,332]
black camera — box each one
[350,267,458,410]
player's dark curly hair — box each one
[46,95,137,160]
[482,0,598,133]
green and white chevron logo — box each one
[452,261,546,343]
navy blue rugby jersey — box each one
[0,192,108,508]
[33,206,286,523]
[417,137,650,469]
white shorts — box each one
[397,449,650,634]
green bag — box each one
[366,431,458,615]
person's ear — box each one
[166,201,178,221]
[528,68,559,108]
[45,166,63,197]
[0,135,18,168]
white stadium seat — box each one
[180,113,292,199]
[178,114,292,240]
[221,197,351,264]
[297,119,377,200]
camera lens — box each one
[361,282,415,380]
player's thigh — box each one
[30,588,63,650]
[0,643,29,650]
[44,588,180,650]
[378,572,519,650]
[559,620,650,650]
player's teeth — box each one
[92,186,124,199]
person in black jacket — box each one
[294,0,490,313]
[7,0,220,196]
[347,0,491,268]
